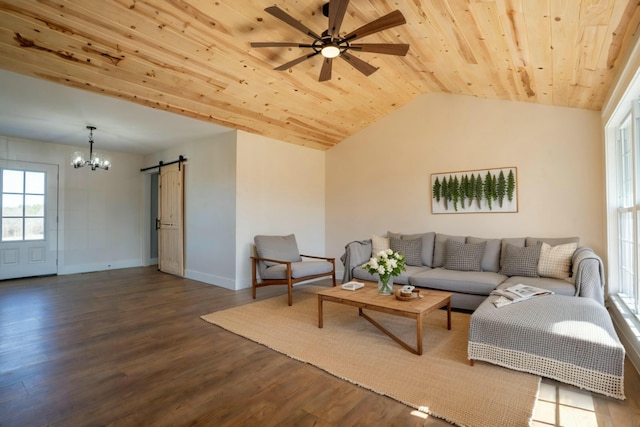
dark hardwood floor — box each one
[1,267,639,426]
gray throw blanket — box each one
[340,239,372,282]
[572,247,605,305]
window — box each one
[609,95,640,317]
[1,169,46,241]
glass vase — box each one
[378,276,394,295]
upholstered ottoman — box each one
[468,294,625,399]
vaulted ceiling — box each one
[0,1,639,151]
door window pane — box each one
[25,195,44,217]
[2,170,23,193]
[2,218,22,241]
[24,218,44,240]
[2,194,22,216]
[25,171,44,194]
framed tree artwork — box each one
[431,167,517,214]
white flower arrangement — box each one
[362,249,406,290]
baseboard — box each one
[609,296,640,375]
[184,269,236,290]
[58,259,143,275]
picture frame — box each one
[431,167,517,214]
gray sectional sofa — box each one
[341,232,605,310]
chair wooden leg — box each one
[251,258,257,299]
[286,263,293,306]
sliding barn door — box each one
[158,162,184,276]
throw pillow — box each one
[499,243,542,277]
[371,235,390,257]
[432,233,466,267]
[444,240,486,272]
[390,237,422,266]
[466,236,501,272]
[500,237,526,269]
[401,232,436,267]
[538,242,578,279]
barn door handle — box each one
[155,218,160,230]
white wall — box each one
[326,93,605,276]
[235,130,326,289]
[143,131,238,289]
[144,130,326,291]
[0,135,145,274]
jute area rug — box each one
[201,287,540,427]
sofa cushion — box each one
[387,231,402,240]
[467,236,501,272]
[371,234,390,257]
[433,233,466,268]
[410,268,507,296]
[499,276,575,297]
[390,237,422,266]
[526,236,580,247]
[262,261,333,279]
[254,234,302,267]
[352,265,427,286]
[538,242,578,280]
[500,237,526,268]
[444,240,486,272]
[499,243,542,277]
[401,232,436,267]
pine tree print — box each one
[441,176,449,210]
[507,169,516,202]
[452,175,460,211]
[459,175,467,209]
[497,170,506,207]
[433,177,441,203]
[484,171,493,210]
[475,173,483,209]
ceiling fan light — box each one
[321,45,340,58]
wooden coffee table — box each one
[317,282,452,355]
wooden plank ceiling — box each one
[0,1,638,151]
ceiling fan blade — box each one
[328,0,350,40]
[343,10,406,42]
[340,52,378,76]
[349,43,410,56]
[265,6,322,41]
[274,51,321,71]
[251,42,314,48]
[319,58,333,81]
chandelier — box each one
[71,126,111,171]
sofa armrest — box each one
[572,247,605,305]
[340,239,372,282]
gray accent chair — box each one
[252,234,336,306]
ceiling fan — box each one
[251,0,409,82]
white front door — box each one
[0,160,58,280]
